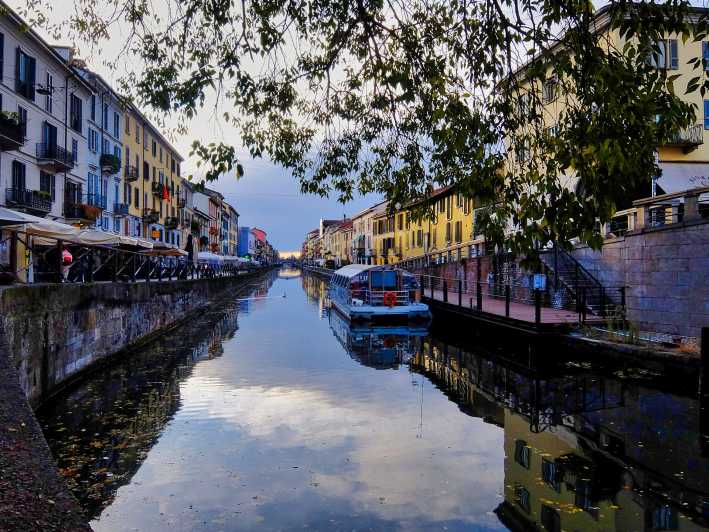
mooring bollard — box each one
[505,285,510,318]
[534,288,541,325]
[443,280,448,303]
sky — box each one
[13,1,380,254]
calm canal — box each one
[38,268,709,531]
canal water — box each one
[38,268,709,531]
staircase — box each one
[540,246,615,316]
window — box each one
[113,145,121,162]
[540,505,560,532]
[648,39,678,70]
[45,73,53,113]
[125,146,130,173]
[102,103,109,129]
[446,195,452,220]
[40,172,55,201]
[704,100,709,130]
[135,124,140,143]
[15,48,36,100]
[113,112,120,138]
[11,160,26,190]
[134,187,140,208]
[88,128,98,152]
[17,106,27,138]
[72,138,78,163]
[445,222,451,243]
[143,161,149,180]
[159,146,163,162]
[152,140,157,157]
[455,221,462,243]
[542,78,557,103]
[0,33,4,81]
[515,138,530,162]
[125,115,130,134]
[541,458,560,492]
[69,94,82,133]
[704,42,709,70]
[102,138,109,155]
[90,94,96,121]
[547,123,560,138]
[514,440,530,469]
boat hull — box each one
[331,298,431,323]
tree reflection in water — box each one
[37,277,273,519]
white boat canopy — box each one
[333,264,382,279]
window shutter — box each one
[0,34,4,81]
[669,39,678,70]
[28,56,36,100]
[704,100,709,130]
[14,47,20,92]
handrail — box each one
[633,185,709,206]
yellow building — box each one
[372,211,396,265]
[508,6,709,234]
[123,106,185,246]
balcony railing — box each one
[100,153,121,176]
[663,124,704,152]
[209,226,219,235]
[151,181,163,196]
[190,220,201,234]
[5,188,51,215]
[0,116,25,151]
[142,208,159,224]
[36,143,74,171]
[177,197,186,208]
[124,165,139,182]
[64,194,104,221]
[114,203,130,216]
[164,216,178,229]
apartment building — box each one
[350,201,386,265]
[0,9,92,224]
[123,106,184,245]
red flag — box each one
[162,184,169,200]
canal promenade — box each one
[0,268,274,531]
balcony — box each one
[0,115,25,151]
[114,203,130,216]
[142,208,159,224]
[151,181,163,196]
[164,216,178,230]
[124,165,139,182]
[36,143,74,172]
[100,153,121,176]
[64,194,103,222]
[190,219,201,234]
[5,188,51,215]
[662,124,704,153]
[177,197,186,208]
[209,226,218,235]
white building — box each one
[72,63,125,234]
[0,4,92,223]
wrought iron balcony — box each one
[190,219,201,234]
[86,193,107,210]
[151,181,163,196]
[142,208,159,224]
[114,203,130,216]
[100,153,121,176]
[0,116,25,151]
[124,165,139,182]
[64,195,103,222]
[663,124,704,152]
[177,197,186,208]
[5,188,51,215]
[164,216,179,229]
[36,143,74,172]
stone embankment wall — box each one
[0,274,260,408]
[572,220,709,339]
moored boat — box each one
[328,264,431,322]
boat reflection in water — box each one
[328,308,426,369]
[410,337,709,532]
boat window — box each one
[370,270,398,290]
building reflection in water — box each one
[328,309,426,369]
[38,298,243,518]
[409,338,709,531]
[301,273,330,318]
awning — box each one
[2,215,80,240]
[142,247,187,257]
[0,207,48,227]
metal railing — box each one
[36,143,74,169]
[420,273,625,325]
[142,209,159,224]
[124,165,139,181]
[114,203,130,216]
[5,188,51,213]
[100,153,121,175]
[0,118,25,148]
[663,123,703,148]
[353,289,411,306]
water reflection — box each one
[329,309,425,369]
[38,278,268,519]
[301,272,330,318]
[410,337,709,531]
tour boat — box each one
[328,264,431,322]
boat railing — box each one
[350,289,411,306]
